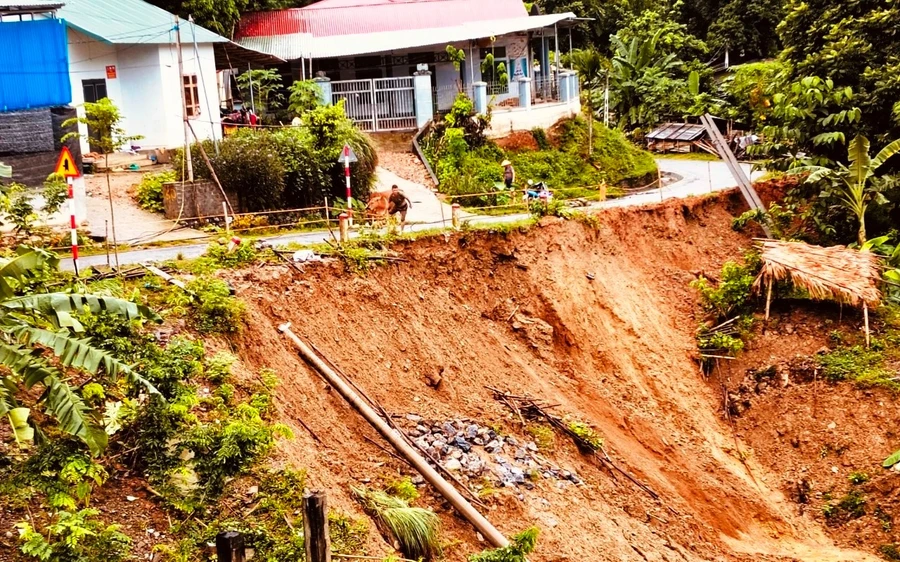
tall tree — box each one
[778,0,900,144]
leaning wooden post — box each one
[864,302,870,348]
[303,490,332,562]
[764,279,773,322]
[216,531,246,562]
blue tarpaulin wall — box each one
[0,19,72,112]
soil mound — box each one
[227,193,877,561]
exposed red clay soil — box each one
[223,192,880,562]
[712,302,900,560]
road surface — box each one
[61,159,757,270]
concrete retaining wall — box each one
[163,180,239,220]
[487,101,580,138]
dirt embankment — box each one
[713,302,900,560]
[227,192,878,562]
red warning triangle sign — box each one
[54,147,80,178]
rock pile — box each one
[402,415,582,490]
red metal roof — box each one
[236,0,528,39]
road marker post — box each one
[54,147,81,274]
[451,203,460,230]
[337,144,357,227]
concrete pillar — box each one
[414,70,434,128]
[473,82,488,114]
[314,74,332,106]
[518,77,532,110]
[570,73,580,106]
[558,71,572,102]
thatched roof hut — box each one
[754,239,883,308]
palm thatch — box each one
[352,486,442,560]
[753,239,883,308]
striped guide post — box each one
[67,177,78,274]
[343,145,352,225]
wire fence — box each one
[49,174,668,257]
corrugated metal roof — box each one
[237,12,575,59]
[58,0,227,44]
[238,0,527,38]
[0,0,63,7]
[646,123,707,141]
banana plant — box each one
[0,248,161,455]
[790,134,900,246]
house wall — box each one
[158,42,222,148]
[66,29,221,152]
[67,28,125,154]
[487,100,579,138]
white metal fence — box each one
[331,77,416,132]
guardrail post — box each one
[216,531,246,562]
[451,203,460,230]
[339,212,349,242]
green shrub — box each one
[136,171,176,212]
[386,477,419,502]
[531,127,551,150]
[176,105,376,212]
[18,508,132,562]
[468,527,539,562]
[817,346,895,387]
[203,239,259,268]
[691,261,758,320]
[186,277,245,334]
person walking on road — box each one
[387,184,412,232]
[501,159,516,189]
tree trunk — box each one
[858,213,867,247]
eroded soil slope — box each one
[228,193,877,562]
[714,303,900,560]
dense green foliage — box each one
[136,171,177,213]
[0,248,161,455]
[177,103,377,211]
[423,98,655,208]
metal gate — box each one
[331,77,416,132]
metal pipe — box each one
[277,323,510,549]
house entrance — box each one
[331,77,416,132]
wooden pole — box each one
[215,531,246,562]
[864,303,870,348]
[765,280,773,322]
[277,323,509,549]
[303,490,332,562]
[174,15,193,183]
[186,120,234,215]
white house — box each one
[234,0,581,135]
[56,0,229,153]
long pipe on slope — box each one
[277,322,510,549]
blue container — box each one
[0,18,72,112]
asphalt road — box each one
[61,158,756,271]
